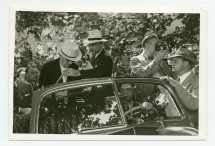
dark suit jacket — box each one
[14,80,33,109]
[80,49,113,78]
[39,58,80,88]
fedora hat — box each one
[169,47,198,65]
[58,41,82,61]
[83,30,107,46]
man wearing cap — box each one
[39,41,82,88]
[161,46,199,129]
[66,30,113,78]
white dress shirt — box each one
[60,63,67,83]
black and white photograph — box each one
[8,6,207,140]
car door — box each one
[30,78,127,134]
[113,78,196,130]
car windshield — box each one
[38,83,123,134]
[116,82,182,125]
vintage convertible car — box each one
[29,77,198,135]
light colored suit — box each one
[129,53,172,103]
[130,53,172,77]
[174,71,199,128]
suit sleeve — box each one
[158,61,173,77]
[174,81,199,111]
[39,63,48,88]
[80,56,113,78]
[130,57,160,77]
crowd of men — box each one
[13,29,199,132]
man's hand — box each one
[142,102,153,110]
[63,68,80,77]
[160,75,179,87]
[20,108,31,118]
[154,50,169,63]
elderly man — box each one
[39,41,82,88]
[161,46,199,129]
[66,30,113,78]
[25,66,39,91]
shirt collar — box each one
[178,70,192,84]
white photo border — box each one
[8,6,208,140]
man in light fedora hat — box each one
[68,30,113,78]
[39,41,82,88]
[161,46,199,129]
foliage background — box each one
[15,12,200,72]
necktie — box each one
[90,53,96,63]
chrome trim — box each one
[81,125,126,134]
[111,80,128,126]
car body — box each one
[29,77,198,135]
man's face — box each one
[19,71,26,82]
[120,84,133,101]
[59,55,74,68]
[146,38,159,57]
[26,67,39,81]
[171,57,186,73]
[87,42,103,54]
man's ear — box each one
[144,43,149,50]
[183,60,189,67]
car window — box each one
[38,83,123,134]
[117,82,181,125]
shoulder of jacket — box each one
[192,73,199,82]
[42,58,59,68]
[18,80,32,88]
[187,72,199,86]
[103,52,113,60]
[103,51,111,57]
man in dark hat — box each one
[161,46,199,129]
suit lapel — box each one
[181,71,195,87]
[55,58,63,83]
[92,49,105,67]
